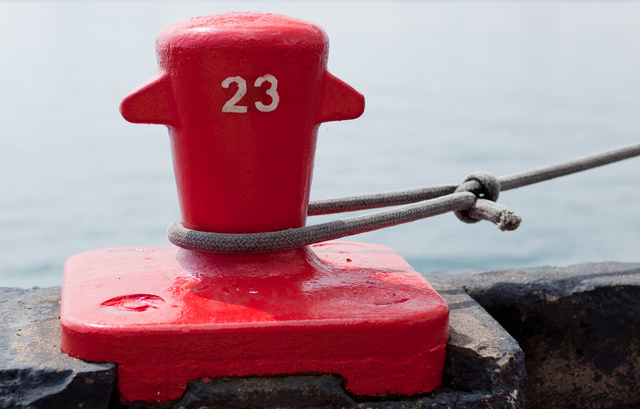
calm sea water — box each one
[1,1,639,288]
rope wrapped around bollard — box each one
[168,141,640,253]
[168,172,517,253]
[168,192,478,253]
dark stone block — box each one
[118,375,354,409]
[429,282,525,409]
[0,287,115,409]
[458,262,640,409]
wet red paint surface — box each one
[60,242,448,402]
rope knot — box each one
[454,171,521,231]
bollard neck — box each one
[176,246,329,280]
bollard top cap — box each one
[157,12,328,52]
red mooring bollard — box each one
[60,13,449,403]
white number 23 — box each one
[221,75,279,113]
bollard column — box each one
[59,12,449,404]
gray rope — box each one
[308,184,458,215]
[167,141,640,253]
[453,171,502,225]
[498,141,640,191]
[168,192,476,253]
[308,141,640,214]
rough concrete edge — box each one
[435,262,640,295]
[430,281,525,409]
[429,261,640,409]
[0,287,116,409]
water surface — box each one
[1,1,639,288]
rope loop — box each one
[453,171,522,231]
[453,171,501,223]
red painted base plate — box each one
[60,241,449,403]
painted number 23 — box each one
[221,75,279,113]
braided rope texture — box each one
[168,141,640,253]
